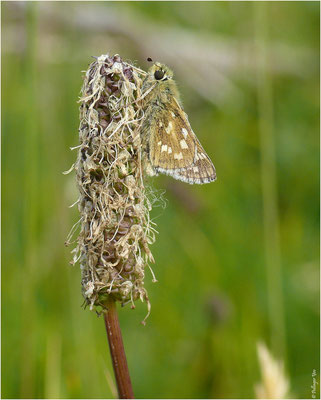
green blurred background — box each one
[2,1,320,399]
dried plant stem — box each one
[104,297,134,399]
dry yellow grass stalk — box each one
[255,342,289,399]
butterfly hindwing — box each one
[172,140,217,184]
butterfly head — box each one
[148,62,174,82]
[142,59,179,105]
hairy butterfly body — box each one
[141,62,216,184]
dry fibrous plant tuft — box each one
[65,54,158,321]
[255,342,289,399]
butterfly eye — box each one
[154,70,165,80]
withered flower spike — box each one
[67,54,156,318]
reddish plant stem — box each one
[103,298,134,399]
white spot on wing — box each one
[182,128,188,138]
[180,139,188,149]
[174,152,183,160]
[168,147,172,154]
[158,141,162,146]
[161,144,168,152]
[170,112,176,118]
[165,122,173,134]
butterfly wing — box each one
[149,105,195,170]
[173,139,217,184]
[148,102,216,184]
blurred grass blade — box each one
[254,1,287,361]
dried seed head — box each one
[66,54,157,319]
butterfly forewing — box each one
[149,105,195,170]
[149,102,216,184]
